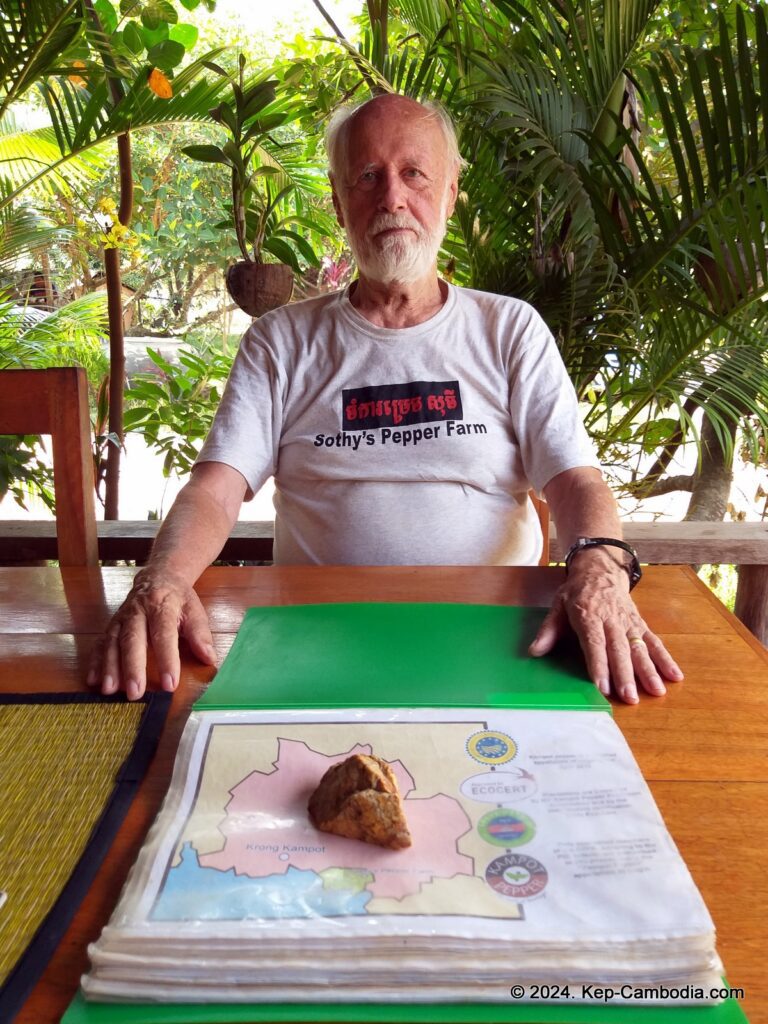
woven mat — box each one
[0,693,170,1021]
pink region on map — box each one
[199,739,473,900]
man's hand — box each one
[85,462,247,700]
[528,550,684,704]
[87,568,217,701]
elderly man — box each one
[90,94,682,704]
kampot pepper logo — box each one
[342,380,463,430]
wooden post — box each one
[734,565,768,648]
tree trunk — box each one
[683,416,736,523]
[103,130,133,520]
[84,0,133,522]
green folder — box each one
[64,603,748,1024]
[194,603,608,712]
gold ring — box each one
[628,636,645,647]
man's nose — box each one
[377,169,408,211]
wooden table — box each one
[1,565,766,1024]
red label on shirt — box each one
[342,381,463,430]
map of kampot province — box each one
[151,720,526,922]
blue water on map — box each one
[151,842,372,921]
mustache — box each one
[367,215,424,237]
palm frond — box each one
[4,52,231,210]
[0,201,71,270]
[0,0,84,119]
[0,291,107,376]
[0,113,106,193]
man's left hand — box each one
[528,552,684,703]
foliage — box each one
[42,125,237,332]
[0,434,54,511]
[0,290,108,510]
[124,343,233,478]
[181,54,331,273]
[0,291,108,373]
[0,0,234,509]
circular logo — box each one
[460,769,537,804]
[478,808,536,848]
[466,730,517,765]
[485,853,548,899]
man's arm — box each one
[87,461,248,701]
[530,466,683,703]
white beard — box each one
[346,207,448,285]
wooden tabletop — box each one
[1,565,766,1024]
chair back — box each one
[529,491,550,566]
[0,367,98,565]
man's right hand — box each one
[87,568,217,701]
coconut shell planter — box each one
[226,262,294,317]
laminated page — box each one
[80,707,723,1008]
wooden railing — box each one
[1,518,766,644]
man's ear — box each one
[445,173,459,219]
[330,176,345,227]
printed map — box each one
[150,720,528,922]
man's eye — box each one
[405,168,423,177]
[359,171,377,183]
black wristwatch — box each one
[563,537,642,591]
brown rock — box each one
[308,754,412,849]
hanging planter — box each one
[226,261,293,317]
[182,56,328,321]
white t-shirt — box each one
[198,283,599,565]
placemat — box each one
[0,692,170,1022]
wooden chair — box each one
[529,491,550,566]
[0,367,98,566]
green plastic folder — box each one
[64,603,748,1024]
[194,603,609,712]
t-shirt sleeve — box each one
[507,305,600,494]
[195,325,284,498]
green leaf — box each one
[179,0,201,9]
[276,228,320,267]
[169,23,198,49]
[209,102,237,133]
[181,144,230,164]
[123,21,144,55]
[147,39,186,70]
[147,347,176,374]
[123,406,154,429]
[140,21,169,47]
[261,236,301,271]
[641,418,680,453]
[94,0,118,35]
[141,0,178,30]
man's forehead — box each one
[343,109,447,166]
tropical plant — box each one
[124,343,234,479]
[0,0,231,514]
[0,289,108,510]
[182,55,332,273]
[0,291,108,373]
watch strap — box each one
[563,536,642,590]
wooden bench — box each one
[1,519,766,644]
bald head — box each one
[326,94,463,183]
